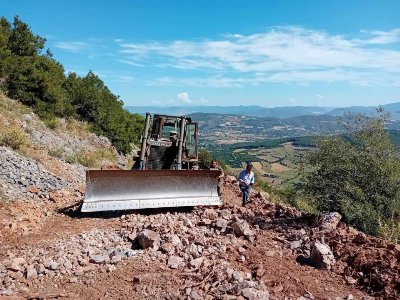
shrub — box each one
[48,147,64,158]
[198,149,212,169]
[75,150,98,168]
[66,119,91,136]
[41,113,59,129]
[302,111,400,236]
[379,215,400,243]
[94,148,117,163]
[65,148,117,167]
[0,126,29,150]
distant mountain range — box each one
[125,102,400,119]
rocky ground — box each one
[1,96,400,299]
[1,174,399,299]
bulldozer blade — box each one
[81,170,222,212]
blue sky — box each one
[2,0,400,107]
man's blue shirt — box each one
[238,170,255,186]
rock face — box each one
[310,241,335,269]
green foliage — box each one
[302,112,400,236]
[198,148,212,169]
[48,148,64,159]
[8,16,45,56]
[0,17,12,79]
[0,126,29,150]
[64,71,144,153]
[0,16,144,154]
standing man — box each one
[209,159,224,196]
[238,162,255,206]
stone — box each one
[216,218,228,230]
[310,241,335,269]
[89,255,109,264]
[107,265,117,273]
[9,270,23,279]
[26,266,38,279]
[69,277,78,283]
[124,250,137,257]
[8,262,24,272]
[242,288,270,300]
[202,218,212,226]
[12,257,26,265]
[63,260,73,269]
[27,185,39,193]
[138,230,160,250]
[190,257,204,269]
[168,256,184,269]
[204,209,219,220]
[111,256,122,264]
[290,240,302,249]
[220,209,231,220]
[36,264,46,274]
[183,218,194,228]
[161,242,175,254]
[190,290,203,300]
[232,271,244,282]
[232,220,252,237]
[319,212,342,231]
[170,235,181,246]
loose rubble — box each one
[1,170,399,299]
[1,97,399,299]
[0,146,74,199]
[0,229,138,296]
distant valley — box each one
[126,102,400,147]
[125,102,400,119]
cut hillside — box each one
[0,93,132,201]
[0,95,399,299]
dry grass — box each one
[0,126,30,150]
[66,119,92,137]
[66,148,117,168]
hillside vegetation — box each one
[0,16,143,154]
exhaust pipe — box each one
[139,112,152,170]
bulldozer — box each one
[81,113,222,212]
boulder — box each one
[319,212,342,231]
[310,241,335,269]
[231,220,252,237]
[138,229,160,250]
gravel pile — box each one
[0,229,139,296]
[0,147,72,199]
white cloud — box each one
[360,29,400,45]
[177,92,192,103]
[55,41,89,52]
[116,26,400,87]
[289,98,297,105]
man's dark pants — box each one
[239,185,250,206]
